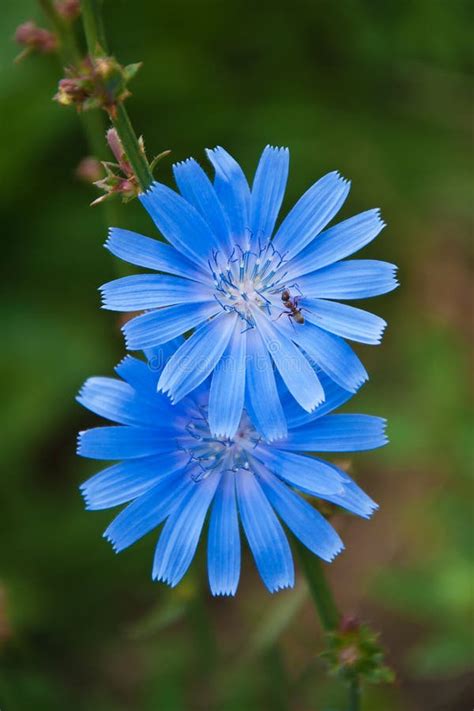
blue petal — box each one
[123,302,219,350]
[105,228,210,283]
[206,146,251,247]
[100,274,212,311]
[253,446,345,496]
[254,311,324,413]
[249,146,289,245]
[173,158,233,255]
[158,314,236,403]
[77,376,164,427]
[235,471,294,593]
[283,209,385,279]
[276,319,368,393]
[77,425,176,460]
[297,260,399,299]
[80,451,188,510]
[153,470,222,587]
[115,355,158,395]
[304,299,387,345]
[255,464,344,562]
[245,328,287,442]
[103,470,192,552]
[272,172,350,261]
[207,471,241,596]
[144,337,184,371]
[315,465,378,519]
[208,321,246,438]
[279,371,354,428]
[274,415,388,452]
[140,182,221,268]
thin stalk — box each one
[38,0,115,218]
[349,678,360,711]
[295,541,362,710]
[295,540,340,631]
[80,0,154,190]
[39,0,81,62]
[80,0,108,52]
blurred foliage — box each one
[1,0,472,709]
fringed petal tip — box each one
[372,208,386,230]
[338,174,351,191]
[261,430,287,445]
[374,319,388,345]
[83,498,100,512]
[103,226,117,250]
[358,499,379,520]
[172,157,196,170]
[266,579,295,594]
[324,540,345,563]
[264,144,289,152]
[388,264,400,290]
[97,284,109,309]
[151,572,178,587]
[76,430,86,456]
[348,370,369,393]
[139,180,161,199]
[210,587,238,597]
[102,531,121,553]
[306,391,326,414]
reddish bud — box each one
[338,644,360,668]
[106,128,132,174]
[106,128,124,163]
[55,0,81,21]
[55,77,89,107]
[340,614,360,634]
[76,157,103,184]
[14,21,57,57]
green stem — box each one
[349,678,360,711]
[38,0,122,260]
[295,540,340,631]
[112,103,153,190]
[296,541,362,710]
[39,0,81,62]
[80,0,154,191]
[38,1,106,171]
[80,0,108,53]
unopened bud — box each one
[340,614,360,634]
[55,77,88,107]
[55,0,81,21]
[94,56,119,80]
[106,128,125,164]
[76,157,103,183]
[14,21,57,61]
[338,644,360,668]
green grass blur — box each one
[1,1,472,709]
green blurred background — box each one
[1,1,472,709]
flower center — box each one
[208,241,289,329]
[181,408,261,481]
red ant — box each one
[278,289,305,325]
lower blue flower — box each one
[77,341,386,595]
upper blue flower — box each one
[77,340,386,595]
[101,146,398,442]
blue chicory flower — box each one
[77,341,386,595]
[100,145,398,442]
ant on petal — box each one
[279,289,305,325]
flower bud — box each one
[55,77,89,107]
[14,21,57,61]
[55,0,81,21]
[76,157,103,184]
